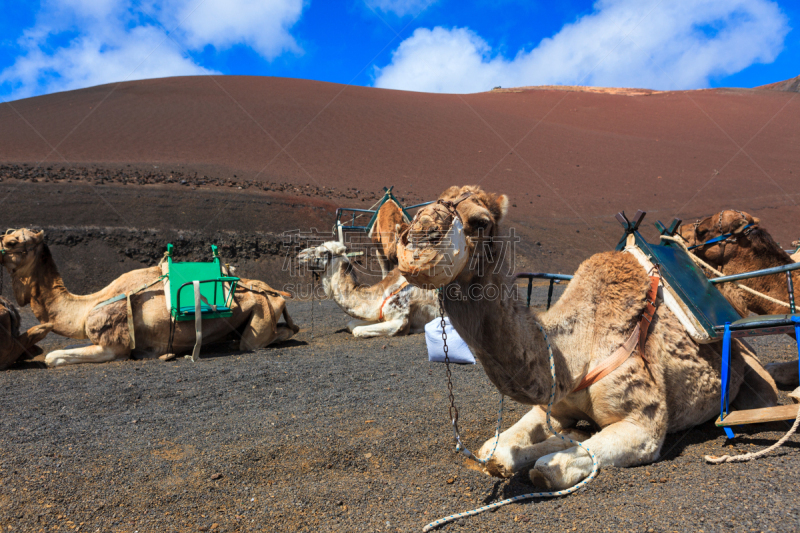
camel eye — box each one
[471,217,491,232]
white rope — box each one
[705,407,800,464]
[660,235,791,309]
[422,324,598,532]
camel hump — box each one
[571,251,650,322]
[85,299,131,348]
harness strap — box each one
[378,281,409,321]
[573,274,660,392]
[91,274,167,349]
[639,274,660,362]
[191,281,203,362]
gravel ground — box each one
[2,288,800,533]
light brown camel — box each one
[1,229,298,367]
[678,210,800,398]
[370,199,409,277]
[0,295,53,370]
[297,241,436,337]
[397,185,776,490]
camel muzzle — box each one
[397,203,468,289]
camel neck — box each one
[19,245,93,338]
[443,272,573,405]
[723,250,799,316]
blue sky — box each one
[0,0,797,101]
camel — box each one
[370,199,409,277]
[1,229,298,367]
[678,210,800,397]
[0,295,53,370]
[396,185,777,490]
[297,241,437,337]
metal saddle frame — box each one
[615,210,800,436]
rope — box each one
[422,324,599,532]
[704,410,800,464]
[660,235,791,309]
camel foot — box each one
[45,344,128,367]
[477,429,591,479]
[159,353,178,361]
[529,448,594,491]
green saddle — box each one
[166,244,239,321]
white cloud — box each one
[1,0,306,101]
[172,0,305,59]
[374,0,790,93]
[365,0,438,17]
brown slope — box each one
[758,75,800,92]
[1,75,799,275]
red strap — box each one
[639,275,660,363]
[573,324,640,392]
[379,281,409,321]
[574,274,660,392]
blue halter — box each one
[687,222,756,251]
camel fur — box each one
[679,210,800,394]
[297,241,436,337]
[401,185,776,490]
[370,199,409,277]
[1,229,298,367]
[0,295,53,370]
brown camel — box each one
[678,210,800,396]
[370,199,409,277]
[1,229,298,367]
[396,185,776,489]
[0,295,53,370]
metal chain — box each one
[310,271,318,340]
[438,288,459,434]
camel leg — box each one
[765,361,799,387]
[530,419,663,491]
[0,323,54,369]
[479,405,583,478]
[282,305,300,334]
[45,344,130,368]
[376,249,388,278]
[347,319,375,333]
[351,318,408,338]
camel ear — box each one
[32,230,44,243]
[733,219,748,234]
[752,217,760,225]
[495,194,509,224]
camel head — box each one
[397,185,508,289]
[677,210,760,267]
[296,241,349,274]
[1,228,45,276]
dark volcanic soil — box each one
[1,296,799,533]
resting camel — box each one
[678,210,800,397]
[1,229,298,367]
[370,199,409,277]
[397,185,776,490]
[297,241,436,337]
[0,296,53,370]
